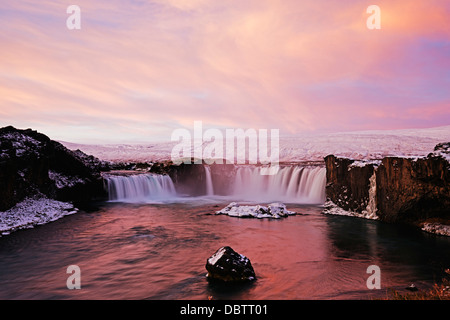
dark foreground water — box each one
[1,200,450,300]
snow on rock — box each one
[69,149,111,172]
[0,131,42,158]
[432,142,450,164]
[0,126,107,212]
[322,200,379,220]
[216,202,296,219]
[0,196,78,236]
[421,223,450,237]
[207,246,228,266]
[48,170,86,189]
[348,159,382,169]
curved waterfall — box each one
[232,166,326,204]
[104,165,326,204]
[105,174,176,202]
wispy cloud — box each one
[0,0,449,142]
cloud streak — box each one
[0,0,449,143]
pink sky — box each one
[0,0,449,143]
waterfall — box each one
[104,174,176,202]
[103,165,326,205]
[362,171,378,219]
[204,165,214,196]
[231,166,326,204]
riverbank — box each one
[0,195,77,236]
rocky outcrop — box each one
[324,156,379,217]
[167,161,236,196]
[0,126,108,211]
[205,246,256,282]
[324,143,450,228]
[376,156,450,223]
[166,162,208,196]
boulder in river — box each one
[205,246,256,282]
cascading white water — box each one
[231,166,326,204]
[105,174,176,202]
[204,165,214,196]
[103,165,326,204]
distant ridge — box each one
[59,125,450,164]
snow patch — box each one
[208,246,227,265]
[0,196,78,236]
[59,125,450,164]
[0,132,41,157]
[348,160,382,169]
[48,170,86,189]
[432,151,450,164]
[422,223,450,237]
[216,202,296,219]
[322,200,379,220]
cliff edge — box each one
[0,126,109,235]
[324,142,450,235]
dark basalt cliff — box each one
[324,156,377,215]
[166,160,236,196]
[324,142,450,225]
[0,126,108,211]
[376,155,450,223]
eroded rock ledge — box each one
[324,142,450,235]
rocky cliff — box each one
[166,160,236,196]
[324,142,450,231]
[0,126,108,211]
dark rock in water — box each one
[205,246,256,283]
[0,126,108,211]
[406,284,418,292]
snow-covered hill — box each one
[60,125,450,163]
